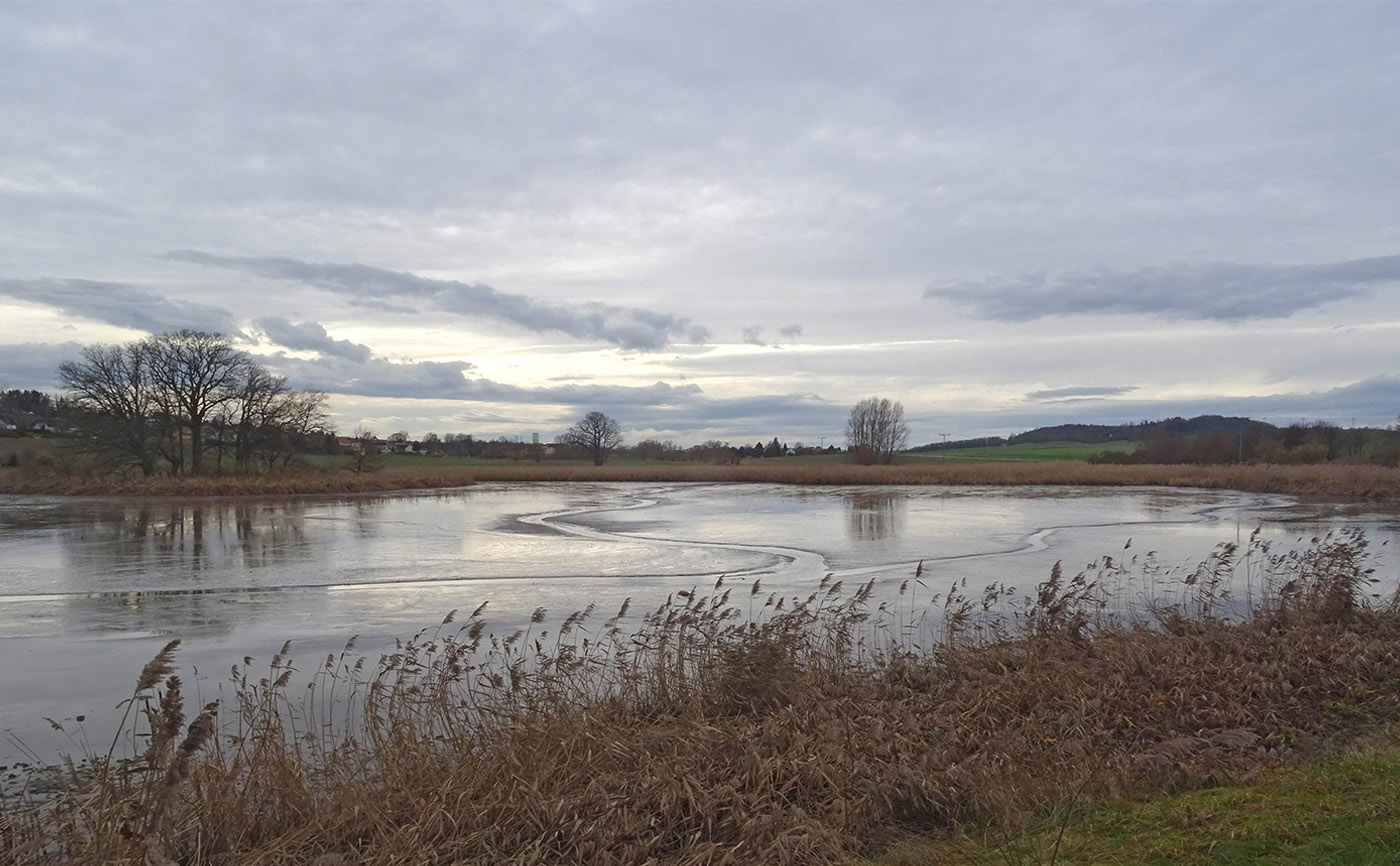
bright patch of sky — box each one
[3,3,1400,444]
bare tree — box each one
[228,363,289,471]
[348,426,383,473]
[58,331,327,477]
[144,330,247,475]
[274,390,329,467]
[58,343,159,475]
[234,377,328,470]
[635,438,681,461]
[846,396,909,464]
[560,411,623,466]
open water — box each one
[1,481,1397,764]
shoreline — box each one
[8,530,1399,865]
[5,460,1400,503]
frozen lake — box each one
[2,481,1398,762]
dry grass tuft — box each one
[7,530,1400,864]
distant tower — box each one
[532,432,540,445]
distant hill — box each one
[1006,423,1141,445]
[908,435,1007,453]
[914,415,1279,452]
[912,415,1399,465]
[1008,415,1276,445]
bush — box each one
[848,444,879,465]
[1289,442,1329,464]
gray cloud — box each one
[1170,375,1400,428]
[0,341,86,391]
[632,392,839,436]
[252,316,373,362]
[1025,385,1137,402]
[260,354,476,400]
[925,254,1400,322]
[4,5,1400,442]
[167,251,710,350]
[741,324,806,348]
[740,325,766,346]
[257,352,701,405]
[549,392,842,444]
[250,351,843,440]
[0,278,241,335]
[346,298,420,315]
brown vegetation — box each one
[5,531,1400,864]
[7,459,1400,502]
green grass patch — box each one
[0,434,62,472]
[907,440,1138,462]
[868,738,1400,866]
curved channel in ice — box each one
[514,485,1300,585]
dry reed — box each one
[5,460,1400,502]
[5,530,1399,865]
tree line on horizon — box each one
[384,398,908,467]
[14,330,1396,475]
[391,433,843,462]
[13,330,907,476]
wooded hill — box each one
[912,415,1400,465]
[915,415,1318,451]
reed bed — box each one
[5,459,1400,502]
[4,530,1398,865]
[0,468,476,498]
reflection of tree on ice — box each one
[845,491,904,541]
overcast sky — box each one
[4,2,1399,445]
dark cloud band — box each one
[0,278,241,336]
[925,253,1400,322]
[167,251,711,351]
[253,316,374,363]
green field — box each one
[869,736,1400,865]
[906,439,1138,462]
[0,434,62,470]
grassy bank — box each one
[6,458,1400,502]
[5,531,1399,864]
[872,734,1400,865]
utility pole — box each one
[940,433,950,444]
[818,435,826,449]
